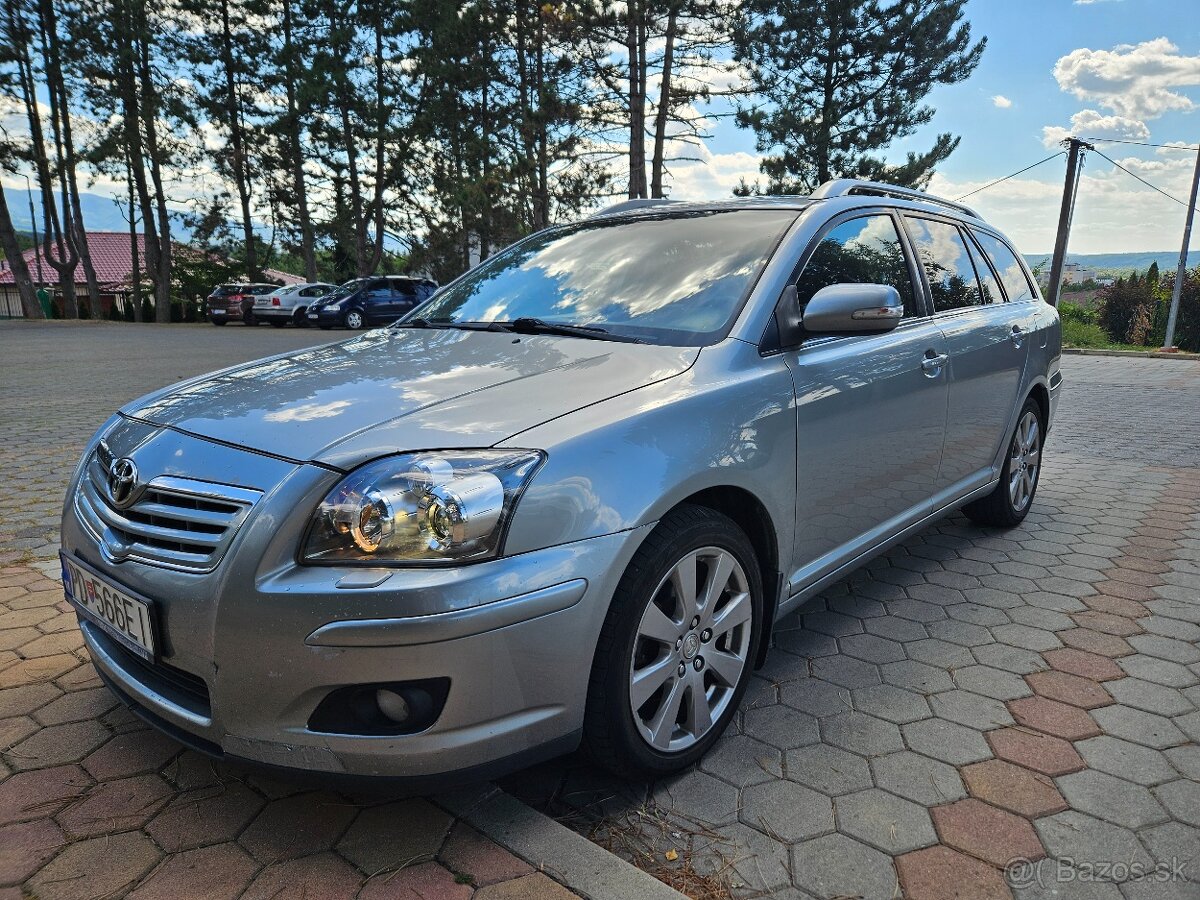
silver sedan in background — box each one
[60,180,1061,782]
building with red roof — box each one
[0,231,303,317]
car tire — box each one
[211,320,226,326]
[963,397,1044,528]
[294,309,309,328]
[319,325,332,330]
[344,310,365,330]
[583,504,763,777]
[243,312,256,326]
[270,319,286,328]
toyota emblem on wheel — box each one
[107,457,138,507]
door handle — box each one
[921,352,949,375]
[1010,325,1025,348]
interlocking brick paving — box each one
[504,353,1200,898]
[0,322,586,899]
[3,324,1200,898]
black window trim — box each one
[962,227,1008,305]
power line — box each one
[1083,137,1200,151]
[953,151,1066,201]
[1091,148,1198,212]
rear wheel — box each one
[211,319,226,326]
[584,504,763,776]
[963,398,1043,527]
[243,311,256,326]
[270,319,286,328]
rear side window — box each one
[965,237,1004,304]
[795,215,916,316]
[972,230,1036,302]
[904,217,983,313]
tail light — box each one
[272,297,280,306]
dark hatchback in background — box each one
[206,284,277,325]
[307,276,438,329]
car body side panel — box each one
[499,339,798,581]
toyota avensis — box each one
[61,180,1062,781]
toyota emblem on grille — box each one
[107,457,139,507]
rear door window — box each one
[795,214,916,316]
[903,216,984,313]
[965,237,1004,304]
[972,230,1037,303]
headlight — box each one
[301,450,544,565]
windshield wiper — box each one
[505,317,643,343]
[392,318,505,332]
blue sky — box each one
[674,0,1200,254]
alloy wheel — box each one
[346,311,364,329]
[629,546,752,752]
[1008,410,1041,513]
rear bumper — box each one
[253,307,295,321]
[207,304,243,321]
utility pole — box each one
[1162,143,1200,350]
[1047,138,1092,307]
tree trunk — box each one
[366,7,386,274]
[0,190,41,318]
[650,6,678,199]
[626,2,647,199]
[218,0,257,280]
[136,20,172,320]
[125,151,143,322]
[39,0,101,316]
[281,0,316,281]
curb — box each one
[438,785,687,900]
[1062,347,1200,361]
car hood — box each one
[124,328,698,469]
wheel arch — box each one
[666,485,782,669]
[1027,381,1049,431]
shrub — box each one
[1162,266,1200,352]
[1097,274,1155,345]
[1058,301,1096,326]
[1061,318,1111,349]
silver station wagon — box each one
[61,180,1062,781]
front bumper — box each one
[61,422,644,779]
[307,306,345,326]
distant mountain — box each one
[1022,251,1185,276]
[4,187,194,239]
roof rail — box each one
[589,198,680,218]
[810,179,980,219]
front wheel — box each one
[963,398,1044,527]
[583,504,763,777]
[344,310,365,329]
[294,308,309,328]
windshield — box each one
[323,279,369,303]
[404,210,797,346]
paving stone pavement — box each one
[0,323,587,900]
[503,353,1200,899]
[2,322,1200,900]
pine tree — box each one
[732,0,984,194]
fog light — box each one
[375,688,410,723]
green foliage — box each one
[1057,301,1096,326]
[1061,318,1111,349]
[1163,266,1200,352]
[1097,268,1157,345]
[732,0,984,193]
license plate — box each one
[308,313,318,319]
[212,309,226,315]
[61,553,157,660]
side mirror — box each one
[802,283,904,334]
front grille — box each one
[75,448,261,572]
[83,620,213,719]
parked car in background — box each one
[206,284,277,326]
[61,180,1060,782]
[252,283,338,328]
[307,275,438,329]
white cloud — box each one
[663,142,763,200]
[1074,0,1123,5]
[1042,108,1151,147]
[992,95,1013,109]
[1053,38,1200,119]
[928,149,1196,254]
